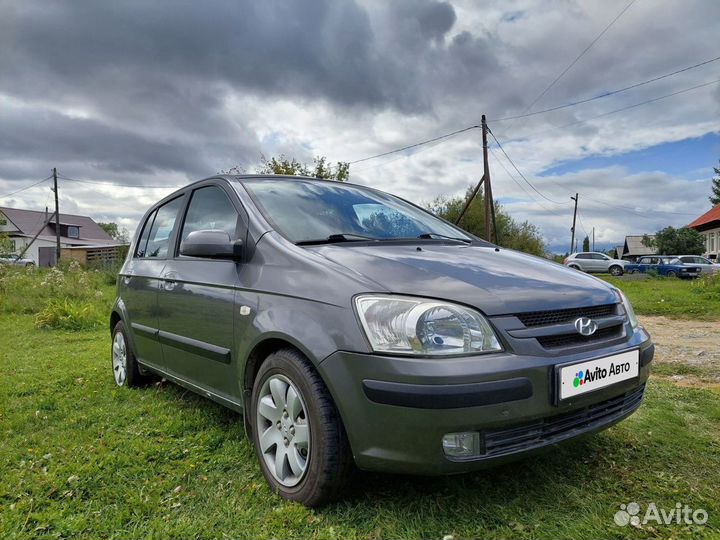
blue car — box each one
[625,256,700,279]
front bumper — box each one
[318,327,653,475]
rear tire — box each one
[111,321,147,387]
[250,348,353,506]
[609,265,623,276]
[568,264,581,271]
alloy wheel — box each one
[112,331,128,386]
[256,374,311,487]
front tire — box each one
[251,348,353,506]
[609,265,624,276]
[111,321,147,387]
[666,270,677,278]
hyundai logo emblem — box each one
[574,317,598,336]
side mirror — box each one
[180,230,243,260]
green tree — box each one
[254,154,349,181]
[0,213,15,257]
[642,226,705,255]
[582,235,590,252]
[99,222,130,243]
[427,186,546,256]
[711,159,720,205]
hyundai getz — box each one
[110,175,653,506]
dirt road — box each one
[640,315,720,387]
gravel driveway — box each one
[641,316,720,388]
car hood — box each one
[308,243,617,316]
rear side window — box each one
[140,197,184,259]
[575,254,590,259]
[134,209,157,258]
[180,186,239,243]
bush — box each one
[35,298,102,330]
[0,262,114,319]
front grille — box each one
[482,384,645,458]
[516,304,617,327]
[537,325,624,349]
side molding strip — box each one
[157,330,232,364]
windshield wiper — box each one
[296,233,380,246]
[417,232,472,244]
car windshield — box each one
[241,179,473,244]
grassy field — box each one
[603,273,720,320]
[1,266,719,539]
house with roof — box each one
[619,235,657,262]
[0,206,124,266]
[688,204,720,261]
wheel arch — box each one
[109,298,140,362]
[240,334,330,438]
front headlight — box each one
[354,294,502,356]
[614,289,639,331]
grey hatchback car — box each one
[111,175,653,506]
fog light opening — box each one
[442,432,481,458]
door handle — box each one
[161,272,177,292]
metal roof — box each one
[0,206,116,244]
[623,235,657,256]
[688,204,720,231]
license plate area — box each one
[557,349,640,402]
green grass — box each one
[603,273,720,320]
[1,266,719,538]
[1,318,719,538]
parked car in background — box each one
[563,252,625,276]
[676,255,719,274]
[0,256,35,267]
[111,175,653,506]
[624,256,700,279]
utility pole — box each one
[482,115,493,242]
[52,167,60,266]
[592,227,595,252]
[570,193,578,254]
[454,115,494,243]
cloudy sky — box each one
[1,0,719,252]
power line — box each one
[488,146,566,217]
[58,174,183,189]
[520,0,637,115]
[576,210,591,239]
[501,77,720,145]
[348,125,479,165]
[346,73,719,173]
[490,54,720,122]
[0,175,53,199]
[582,195,698,217]
[487,128,570,205]
[351,131,461,173]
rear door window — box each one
[141,197,184,259]
[135,209,157,258]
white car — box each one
[0,256,35,267]
[563,252,625,276]
[676,255,719,274]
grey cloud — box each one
[0,105,254,180]
[0,0,717,248]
